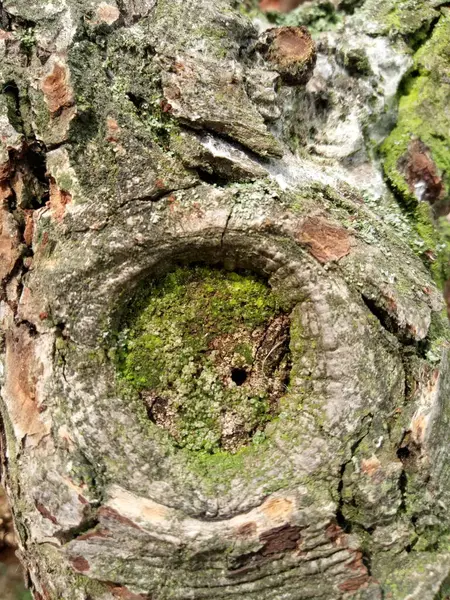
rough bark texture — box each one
[0,0,450,599]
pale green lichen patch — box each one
[355,0,443,38]
[115,267,291,454]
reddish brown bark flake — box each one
[41,62,74,115]
[235,522,257,538]
[260,0,306,12]
[338,573,370,593]
[340,549,370,592]
[259,523,302,556]
[361,456,381,477]
[98,506,142,530]
[35,502,59,525]
[403,139,444,205]
[48,179,72,223]
[23,210,34,246]
[297,217,351,263]
[70,556,90,573]
[0,205,21,281]
[326,523,347,547]
[106,116,121,143]
[4,326,49,443]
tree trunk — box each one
[0,0,450,598]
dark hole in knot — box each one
[231,367,248,386]
[397,446,410,462]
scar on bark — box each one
[228,523,302,576]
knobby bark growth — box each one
[0,0,449,599]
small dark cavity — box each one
[397,446,410,462]
[231,367,248,386]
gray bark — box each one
[0,0,449,599]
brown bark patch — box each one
[259,523,302,555]
[70,556,90,572]
[108,585,151,600]
[41,62,74,115]
[401,139,444,206]
[0,162,11,182]
[326,522,347,547]
[260,0,305,12]
[48,178,72,223]
[297,217,351,263]
[259,26,316,85]
[4,326,50,444]
[235,522,257,538]
[95,3,120,25]
[0,204,21,281]
[228,523,302,577]
[106,116,121,143]
[0,29,13,41]
[361,456,381,477]
[338,573,370,593]
[35,502,59,525]
[339,550,370,592]
[98,506,142,531]
[326,525,370,592]
[23,210,34,246]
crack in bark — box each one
[57,516,101,545]
[335,416,374,575]
[221,202,235,250]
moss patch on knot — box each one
[115,267,291,454]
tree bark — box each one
[0,0,450,599]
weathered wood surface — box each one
[0,0,449,598]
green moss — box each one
[359,0,442,38]
[115,266,290,455]
[436,577,450,600]
[422,307,450,363]
[413,202,450,287]
[382,10,450,202]
[380,10,450,284]
[341,48,372,76]
[16,27,35,56]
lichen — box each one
[355,0,443,38]
[115,266,291,455]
